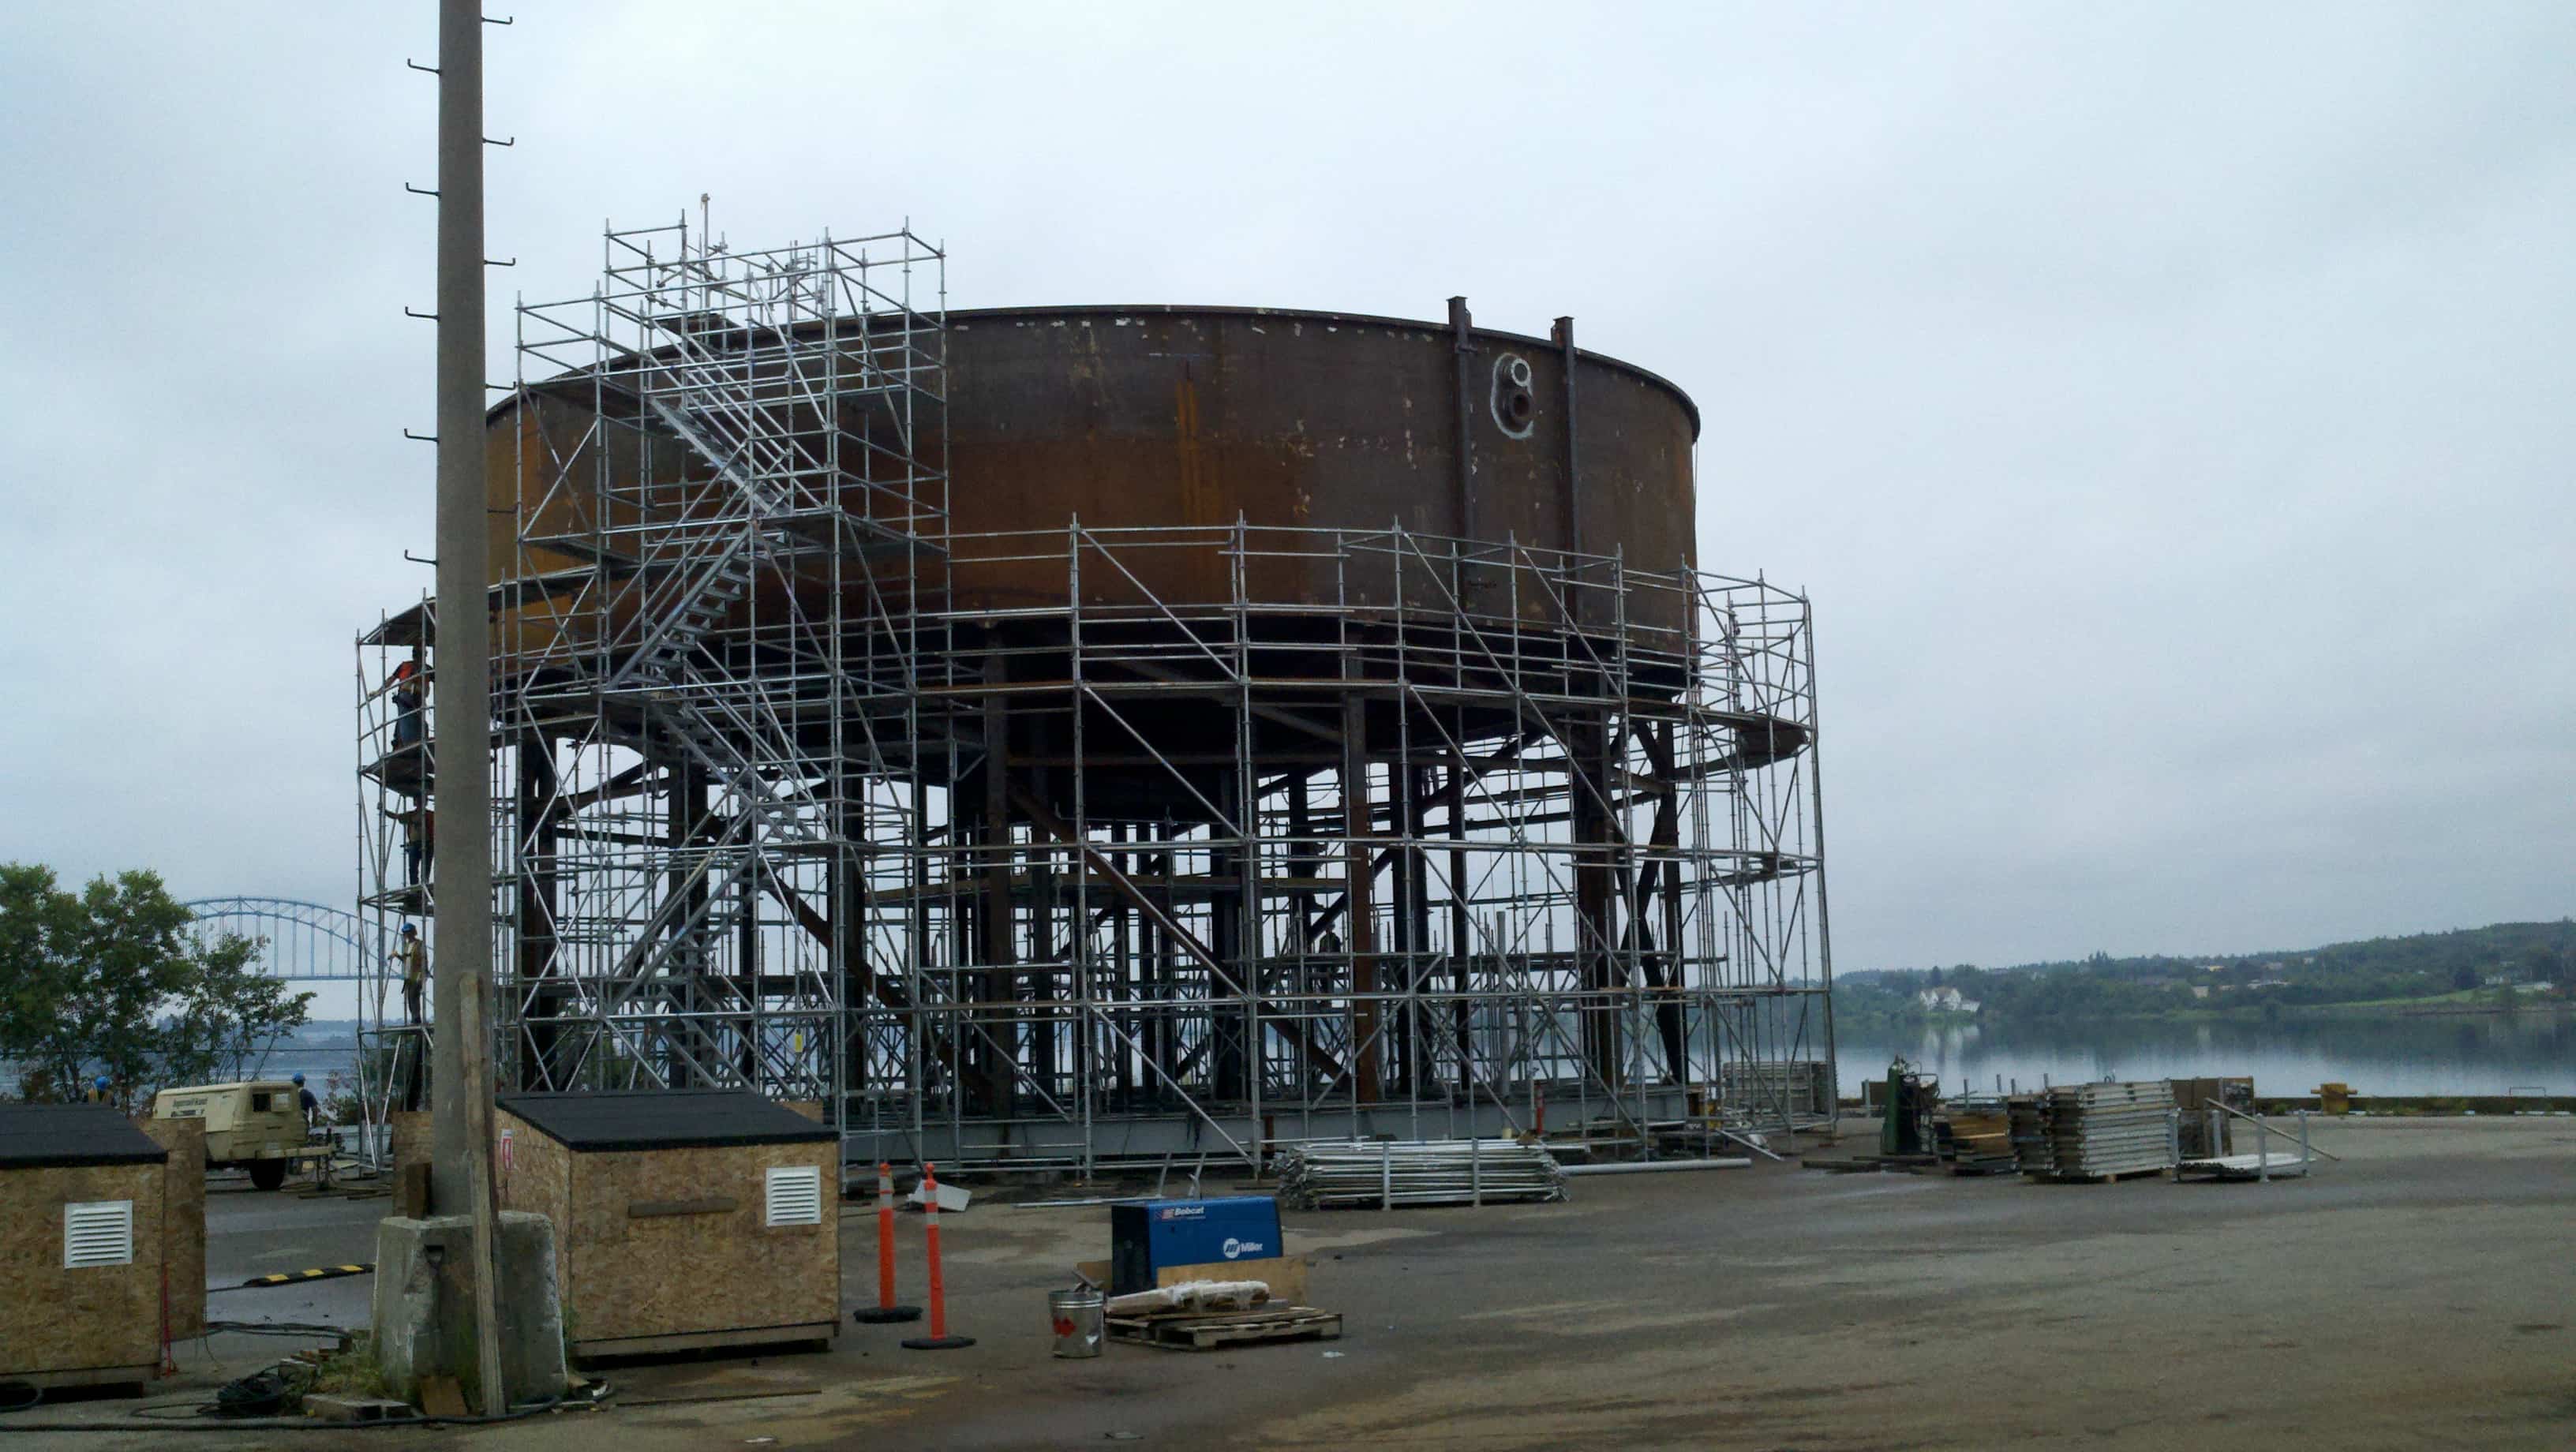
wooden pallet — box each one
[2029,1165,2170,1184]
[2175,1153,2312,1181]
[1106,1305,1342,1353]
[1800,1153,1938,1174]
[304,1394,417,1423]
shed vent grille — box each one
[765,1166,822,1227]
[64,1199,135,1268]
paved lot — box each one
[8,1115,2570,1450]
[200,1170,385,1328]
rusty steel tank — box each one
[489,301,1698,633]
[935,305,1699,633]
[482,301,1708,821]
[399,245,1829,1136]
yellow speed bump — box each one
[240,1263,373,1287]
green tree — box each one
[159,944,316,1089]
[0,863,312,1108]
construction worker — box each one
[402,806,435,889]
[88,1075,113,1106]
[395,923,429,1025]
[390,658,424,747]
[292,1072,320,1128]
[364,656,425,748]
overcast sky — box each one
[1,2,2568,980]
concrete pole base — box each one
[852,1305,924,1323]
[902,1334,977,1350]
[372,1213,567,1409]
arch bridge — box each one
[182,897,376,984]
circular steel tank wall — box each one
[939,305,1700,638]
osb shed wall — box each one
[495,1110,575,1310]
[0,1161,165,1376]
[140,1116,207,1339]
[558,1139,839,1344]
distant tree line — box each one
[1836,919,2576,1026]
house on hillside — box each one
[1916,986,1981,1014]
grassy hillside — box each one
[1837,919,2575,1025]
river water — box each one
[1836,1009,2575,1098]
[195,1013,2576,1104]
[21,1016,2570,1106]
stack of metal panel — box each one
[2006,1096,2054,1177]
[1277,1139,1568,1210]
[2020,1081,2175,1181]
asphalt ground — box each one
[4,1113,2569,1450]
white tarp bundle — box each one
[1106,1279,1273,1315]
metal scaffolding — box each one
[358,219,1833,1174]
[355,590,437,1129]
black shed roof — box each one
[0,1102,170,1169]
[496,1090,834,1153]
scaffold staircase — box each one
[576,239,944,1086]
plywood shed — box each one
[495,1090,841,1361]
[137,1115,207,1341]
[0,1103,170,1391]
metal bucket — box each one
[1050,1286,1106,1358]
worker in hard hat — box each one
[292,1073,321,1128]
[88,1075,113,1106]
[401,806,435,889]
[363,655,426,748]
[390,658,425,747]
[395,923,429,1025]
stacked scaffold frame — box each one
[1278,1140,1570,1209]
[2012,1081,2176,1182]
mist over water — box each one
[1838,1011,2576,1098]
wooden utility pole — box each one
[429,0,507,1414]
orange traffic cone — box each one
[852,1161,922,1324]
[901,1163,975,1350]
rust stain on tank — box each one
[492,302,1701,640]
[1174,372,1208,525]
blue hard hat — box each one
[95,1076,110,1091]
[292,1073,305,1086]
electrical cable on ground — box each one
[0,1393,571,1433]
[0,1334,595,1432]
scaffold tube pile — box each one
[1279,1139,1569,1209]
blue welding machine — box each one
[1108,1196,1282,1293]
